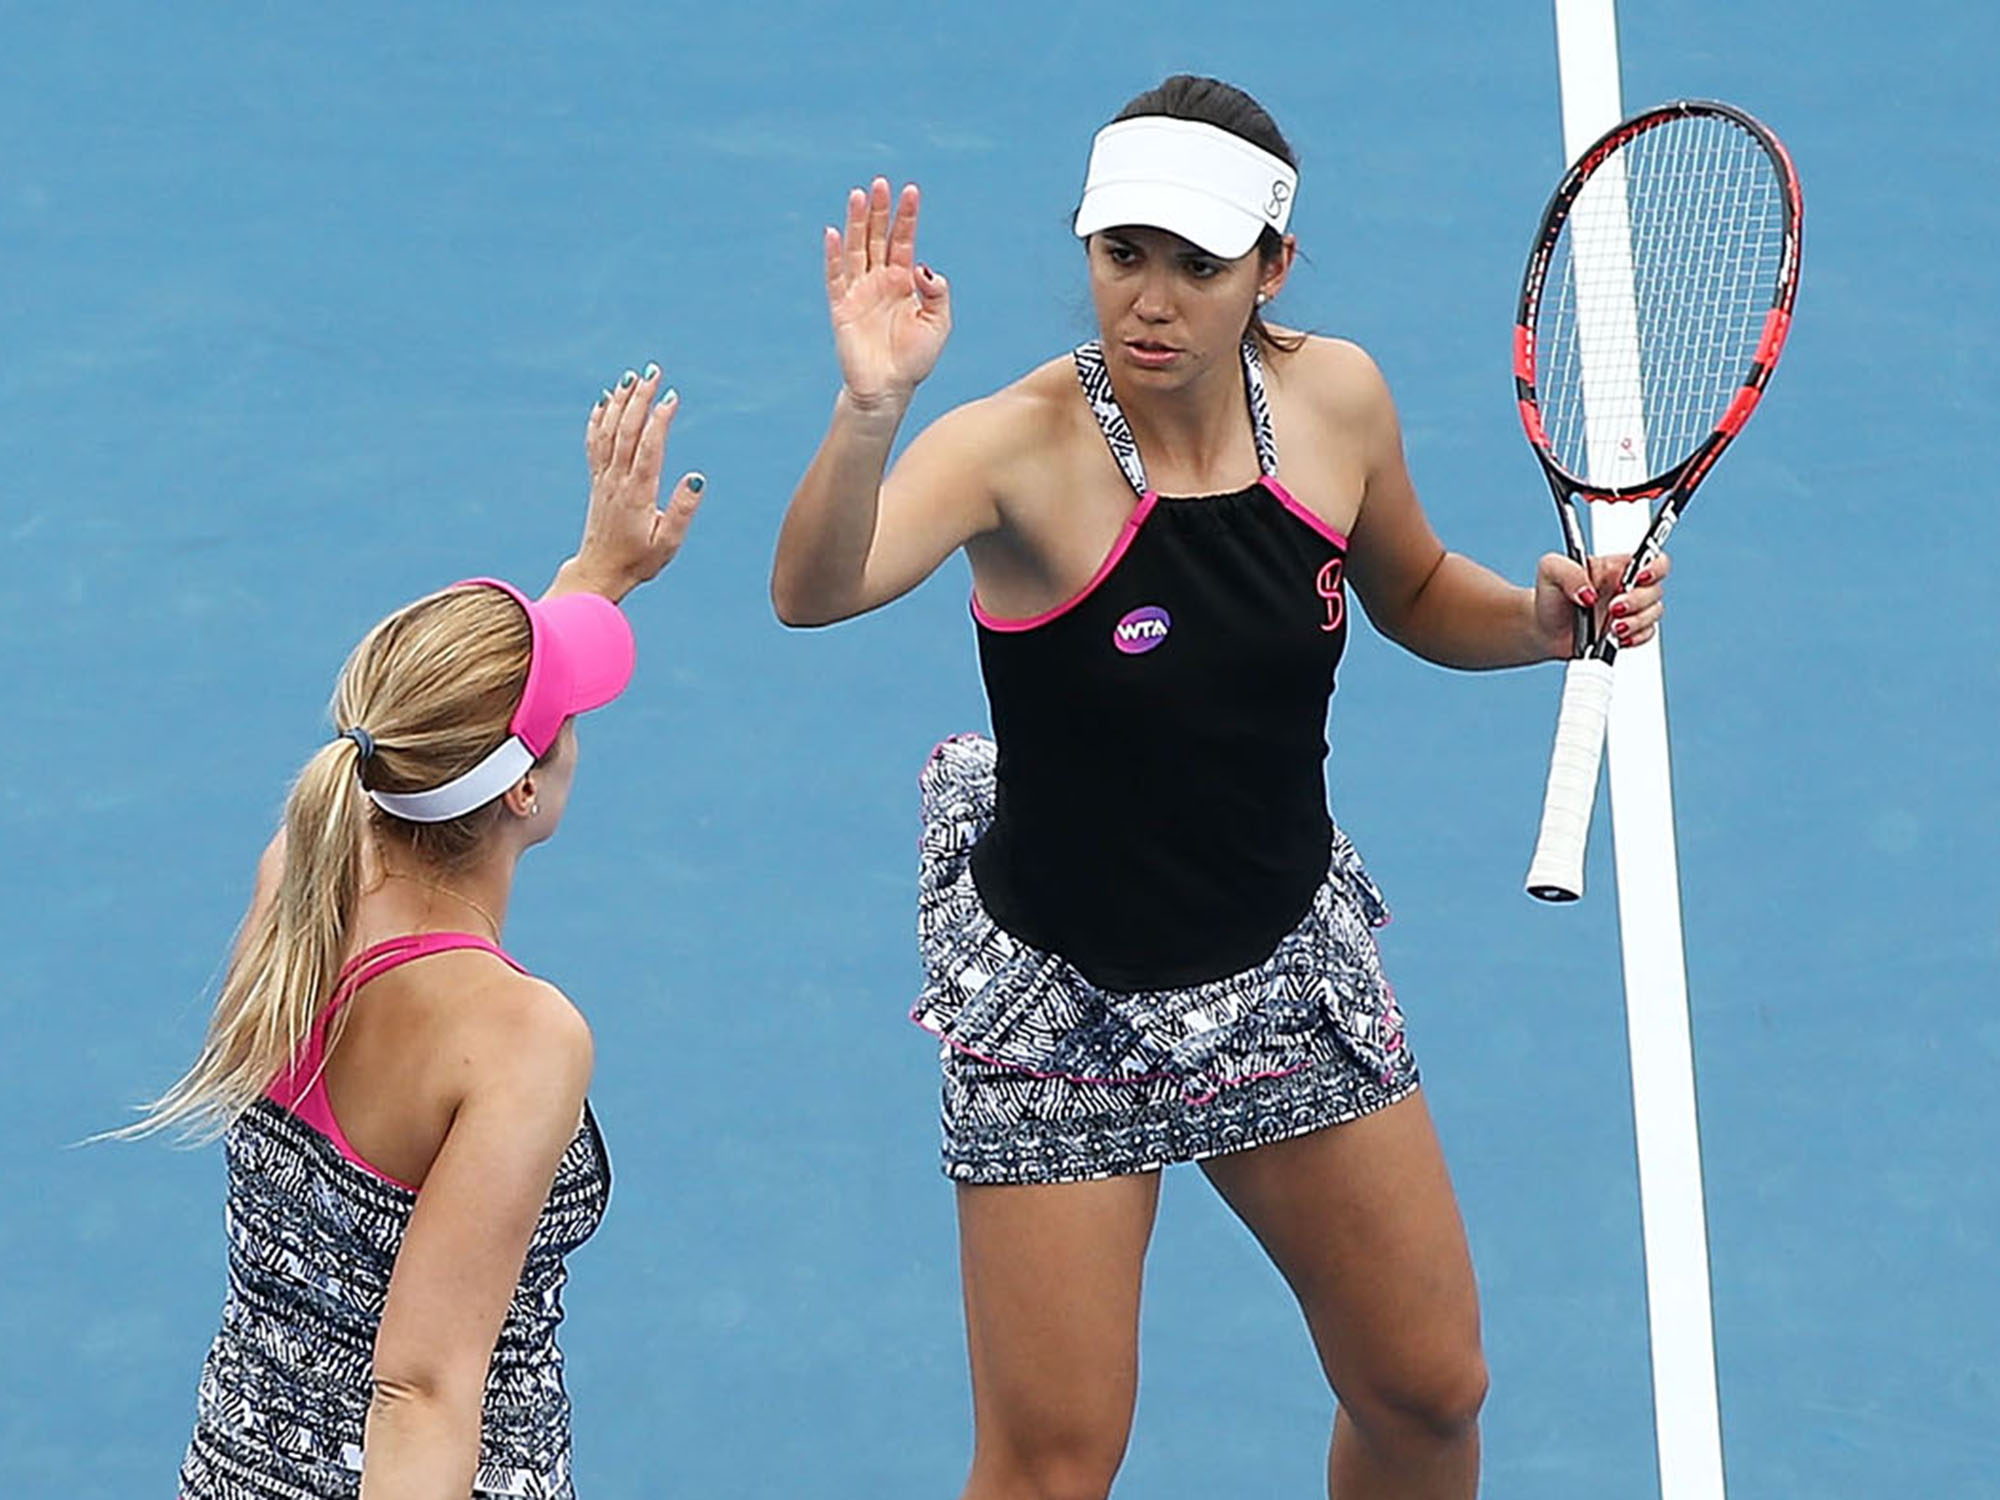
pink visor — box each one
[366,578,636,823]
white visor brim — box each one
[368,736,534,824]
[1073,116,1297,260]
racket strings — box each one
[1539,114,1787,486]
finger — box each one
[915,260,950,319]
[600,367,641,459]
[1611,603,1663,647]
[1589,552,1632,595]
[843,187,869,285]
[1542,553,1597,608]
[612,363,661,470]
[1607,580,1663,628]
[632,386,679,486]
[866,176,892,271]
[651,471,708,564]
[824,225,846,304]
[886,182,921,270]
[585,386,614,469]
[1633,550,1671,588]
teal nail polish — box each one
[687,475,705,494]
[619,370,636,389]
[643,361,660,380]
[661,387,678,407]
[595,391,609,408]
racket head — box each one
[1514,100,1803,506]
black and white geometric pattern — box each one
[1072,338,1280,498]
[912,735,1419,1185]
[1241,337,1280,477]
[178,1096,610,1498]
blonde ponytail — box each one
[124,584,532,1140]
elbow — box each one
[769,582,818,629]
[364,1366,484,1447]
[769,573,840,629]
[369,1344,487,1419]
[368,1368,464,1414]
[370,1372,441,1414]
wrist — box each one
[546,557,632,603]
[1531,586,1573,663]
[836,384,912,427]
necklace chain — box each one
[382,871,503,941]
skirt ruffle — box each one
[912,733,1413,1113]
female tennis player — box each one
[138,366,700,1499]
[772,77,1667,1499]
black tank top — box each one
[968,340,1352,990]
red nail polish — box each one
[1611,600,1628,618]
[1636,570,1654,586]
[1579,586,1599,606]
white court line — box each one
[1550,4,1729,1498]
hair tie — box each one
[340,726,376,762]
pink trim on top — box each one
[1258,476,1350,550]
[971,493,1161,632]
[268,932,526,1191]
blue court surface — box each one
[3,3,1993,1496]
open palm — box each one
[825,177,951,406]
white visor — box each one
[1073,116,1298,260]
[368,736,534,824]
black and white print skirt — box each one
[912,735,1421,1186]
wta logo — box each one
[1113,605,1172,654]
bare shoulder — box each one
[1267,333,1397,423]
[429,953,594,1085]
[889,354,1091,526]
[911,353,1081,462]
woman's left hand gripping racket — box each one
[1519,99,1803,902]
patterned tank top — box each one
[969,339,1352,991]
[179,932,610,1500]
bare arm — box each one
[775,392,1003,625]
[357,981,593,1500]
[1339,350,1666,666]
[772,177,991,626]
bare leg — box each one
[956,1172,1161,1500]
[1200,1092,1486,1500]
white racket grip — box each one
[1524,657,1616,902]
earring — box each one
[530,800,540,816]
[1256,292,1269,306]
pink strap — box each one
[1258,476,1351,550]
[269,932,526,1189]
[971,492,1161,632]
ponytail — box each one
[124,736,371,1140]
[120,583,532,1141]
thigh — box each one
[1197,1091,1481,1403]
[956,1172,1161,1464]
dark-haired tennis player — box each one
[773,76,1666,1500]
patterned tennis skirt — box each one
[912,734,1421,1185]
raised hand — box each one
[551,364,707,603]
[824,178,951,409]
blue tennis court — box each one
[3,3,1992,1495]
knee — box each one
[968,1430,1127,1500]
[1340,1347,1489,1445]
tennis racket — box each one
[1520,99,1802,902]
